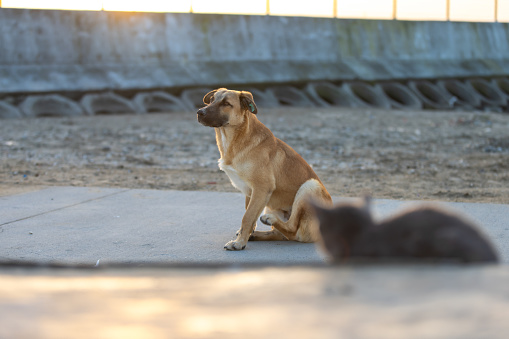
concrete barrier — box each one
[180,88,213,110]
[133,91,190,113]
[1,8,509,95]
[3,78,509,119]
[466,78,507,108]
[492,78,509,100]
[342,82,392,109]
[436,79,482,110]
[19,94,84,117]
[492,78,509,111]
[305,82,365,108]
[245,88,280,108]
[80,92,140,115]
[0,100,23,119]
[267,86,316,107]
[408,80,453,110]
[376,82,423,110]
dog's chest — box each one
[218,159,251,196]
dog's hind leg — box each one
[260,179,331,242]
[260,203,313,242]
[249,206,288,241]
[249,228,288,241]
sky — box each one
[1,0,508,22]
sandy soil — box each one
[1,107,508,203]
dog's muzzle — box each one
[197,107,227,127]
[197,108,206,117]
[197,108,207,125]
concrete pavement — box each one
[1,186,508,265]
[1,186,509,338]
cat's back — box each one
[355,207,498,263]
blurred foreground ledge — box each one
[0,265,507,339]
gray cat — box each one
[311,197,498,263]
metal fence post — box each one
[393,0,397,19]
[495,0,498,22]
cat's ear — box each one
[362,196,372,213]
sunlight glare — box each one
[103,0,191,13]
[192,0,266,15]
[450,0,495,22]
[337,0,393,20]
[498,0,509,22]
[269,0,334,18]
[397,0,447,21]
[2,0,102,11]
[0,0,506,23]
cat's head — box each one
[309,196,374,262]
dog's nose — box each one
[197,108,206,116]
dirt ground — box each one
[1,107,508,203]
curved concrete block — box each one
[408,80,453,110]
[133,91,189,113]
[266,86,315,107]
[466,79,507,107]
[341,82,391,109]
[492,78,509,112]
[20,94,84,118]
[436,79,482,108]
[244,88,280,109]
[0,100,23,119]
[491,78,509,106]
[80,92,139,115]
[376,82,423,110]
[305,82,366,108]
[180,88,214,110]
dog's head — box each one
[197,88,258,128]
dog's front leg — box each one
[236,196,256,236]
[224,188,272,251]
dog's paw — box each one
[224,240,247,251]
[260,214,277,226]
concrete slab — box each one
[0,187,508,265]
[0,187,126,225]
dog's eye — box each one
[222,101,232,107]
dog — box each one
[310,197,499,263]
[197,88,332,250]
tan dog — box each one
[197,88,332,250]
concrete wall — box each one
[1,8,509,94]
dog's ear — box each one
[203,89,219,105]
[239,91,258,114]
